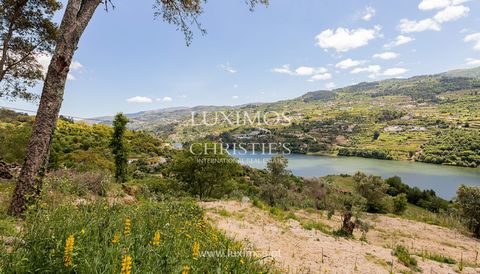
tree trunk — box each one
[341,211,355,236]
[8,0,101,217]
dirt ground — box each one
[201,200,480,274]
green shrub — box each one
[392,193,408,215]
[167,143,242,199]
[353,172,389,213]
[132,176,185,199]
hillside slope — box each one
[203,200,480,273]
[94,67,480,168]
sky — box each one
[3,0,480,118]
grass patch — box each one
[394,245,421,272]
[365,253,389,269]
[399,204,466,232]
[301,221,332,235]
[217,208,232,217]
[252,198,267,210]
[0,200,272,273]
[0,217,16,237]
[268,207,299,222]
[416,251,456,264]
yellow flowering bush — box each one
[0,200,273,273]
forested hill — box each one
[89,67,480,168]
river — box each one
[231,152,480,199]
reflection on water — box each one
[231,151,480,199]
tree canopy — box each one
[0,0,61,101]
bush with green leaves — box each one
[353,172,389,213]
[392,193,408,215]
[167,143,242,199]
[457,185,480,238]
[386,176,449,213]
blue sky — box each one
[4,0,480,117]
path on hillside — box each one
[201,201,480,274]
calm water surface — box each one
[231,151,480,199]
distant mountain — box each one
[441,66,480,78]
[92,105,252,130]
[90,66,480,131]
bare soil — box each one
[202,200,480,274]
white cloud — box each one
[126,96,153,104]
[464,33,480,50]
[308,73,332,82]
[325,82,336,90]
[70,60,83,70]
[36,53,81,80]
[399,18,441,33]
[418,0,451,10]
[315,26,381,52]
[272,64,292,74]
[433,5,469,23]
[373,52,399,60]
[295,66,328,76]
[351,65,382,74]
[36,53,51,70]
[351,66,407,78]
[418,0,470,10]
[335,58,365,69]
[384,35,415,48]
[466,58,480,66]
[272,65,328,76]
[362,6,376,21]
[233,84,238,88]
[232,95,239,99]
[405,1,470,35]
[157,96,172,102]
[351,65,382,78]
[220,62,237,74]
[383,67,408,77]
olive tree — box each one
[457,185,480,238]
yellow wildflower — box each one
[112,232,121,244]
[63,235,75,267]
[124,218,131,236]
[121,255,133,274]
[81,229,85,235]
[240,258,245,265]
[192,241,200,259]
[182,265,190,274]
[151,230,161,246]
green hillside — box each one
[0,109,168,171]
[104,67,480,168]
